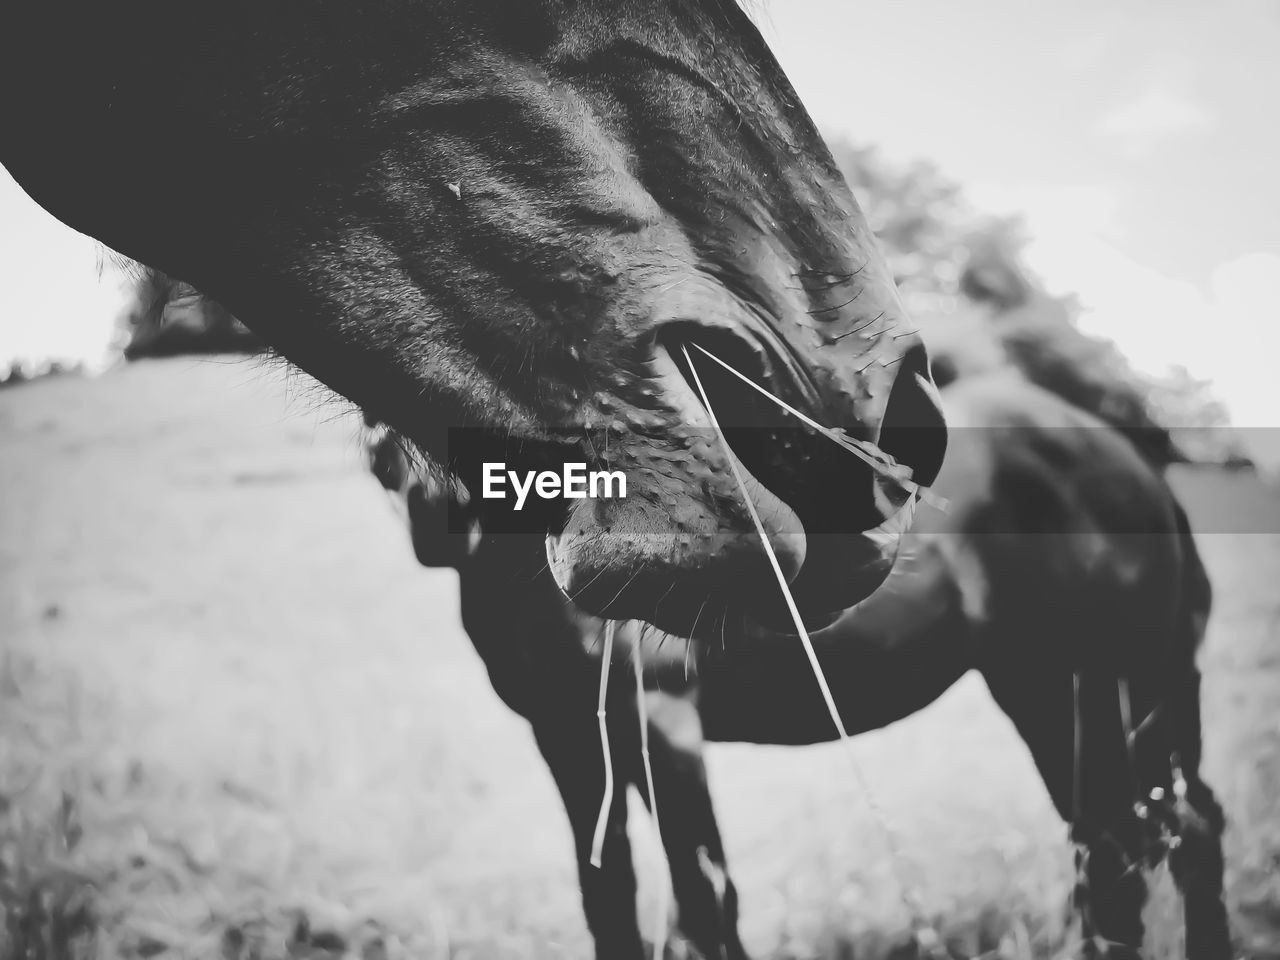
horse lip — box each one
[742,528,903,638]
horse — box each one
[0,1,1229,956]
[365,368,1231,960]
[0,0,948,642]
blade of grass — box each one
[634,648,666,960]
[589,620,617,869]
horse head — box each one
[1,0,946,641]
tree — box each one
[826,137,1245,468]
[1144,366,1252,466]
[829,142,1028,312]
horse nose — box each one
[875,342,948,492]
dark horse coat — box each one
[367,371,1230,960]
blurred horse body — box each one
[370,371,1230,960]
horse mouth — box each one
[546,308,945,642]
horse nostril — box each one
[877,343,947,489]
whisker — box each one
[806,288,864,315]
[687,596,710,643]
[832,309,886,341]
[600,568,644,613]
[651,580,678,626]
[568,557,621,604]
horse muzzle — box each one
[545,325,947,641]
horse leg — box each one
[1070,670,1153,960]
[1165,668,1231,960]
[1088,666,1229,960]
[982,664,1148,959]
[641,692,750,960]
[531,706,646,960]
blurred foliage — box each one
[830,140,1251,468]
[0,360,85,389]
[1145,366,1253,467]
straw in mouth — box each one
[588,620,618,870]
[679,343,855,745]
[587,622,668,960]
[588,343,942,954]
[681,343,940,951]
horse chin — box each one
[721,528,903,644]
[593,526,901,648]
[546,500,902,643]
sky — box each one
[0,174,132,374]
[2,0,1277,435]
[759,0,1280,432]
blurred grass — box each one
[1,358,1278,959]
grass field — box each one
[2,357,1278,959]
